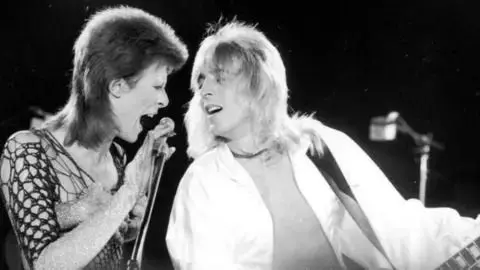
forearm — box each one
[34,184,138,270]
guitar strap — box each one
[307,141,397,269]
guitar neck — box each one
[436,236,480,270]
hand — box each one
[124,117,176,196]
[55,183,112,229]
[128,195,148,230]
[115,195,148,242]
[131,195,148,220]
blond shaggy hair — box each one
[185,20,324,159]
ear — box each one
[109,78,128,99]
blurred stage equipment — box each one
[369,111,445,205]
[28,106,52,129]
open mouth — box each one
[205,104,223,115]
[140,111,158,130]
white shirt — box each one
[166,124,480,270]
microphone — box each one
[128,116,175,270]
[153,117,175,156]
[369,111,400,141]
[140,115,175,154]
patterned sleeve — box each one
[0,131,61,267]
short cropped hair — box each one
[46,6,188,148]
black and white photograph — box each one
[1,0,479,269]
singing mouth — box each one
[205,104,223,115]
[140,108,160,130]
[140,115,156,130]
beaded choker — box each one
[231,148,269,159]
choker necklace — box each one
[231,148,269,159]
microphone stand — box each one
[395,116,445,205]
[126,143,168,270]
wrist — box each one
[121,181,140,206]
[123,180,139,195]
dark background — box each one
[1,0,479,269]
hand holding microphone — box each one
[151,117,176,158]
[125,117,176,197]
[126,117,176,270]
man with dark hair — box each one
[0,6,188,269]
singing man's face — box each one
[113,62,170,142]
[197,60,252,141]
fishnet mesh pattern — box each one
[0,129,127,269]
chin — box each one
[212,129,233,141]
[209,125,223,137]
[118,131,140,143]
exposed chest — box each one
[237,154,333,268]
[239,155,294,202]
[47,152,119,202]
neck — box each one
[227,133,269,156]
[72,141,112,164]
[52,128,113,165]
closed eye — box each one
[154,85,165,91]
[197,73,205,89]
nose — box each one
[157,89,169,108]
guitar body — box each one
[436,236,480,269]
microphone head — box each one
[140,115,175,132]
[158,117,174,128]
[152,117,175,156]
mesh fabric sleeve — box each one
[0,133,61,268]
